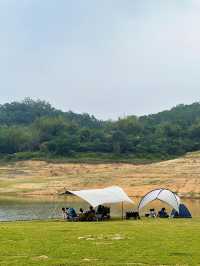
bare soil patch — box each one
[0,152,200,198]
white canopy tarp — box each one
[138,188,180,212]
[69,186,133,207]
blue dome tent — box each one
[171,203,192,218]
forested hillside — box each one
[0,98,200,161]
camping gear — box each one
[171,203,192,218]
[138,188,180,212]
[125,211,140,220]
[69,186,133,219]
[96,206,110,221]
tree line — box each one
[0,98,200,160]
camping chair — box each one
[78,212,96,222]
[125,211,140,220]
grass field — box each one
[0,219,199,266]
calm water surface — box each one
[0,196,199,221]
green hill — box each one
[0,98,200,161]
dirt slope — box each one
[0,152,200,198]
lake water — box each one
[0,196,199,221]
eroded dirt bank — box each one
[0,152,200,198]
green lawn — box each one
[0,219,199,266]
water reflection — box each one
[0,196,199,221]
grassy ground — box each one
[0,151,164,164]
[0,219,199,266]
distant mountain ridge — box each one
[0,98,200,160]
[0,98,102,128]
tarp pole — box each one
[122,202,124,220]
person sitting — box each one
[66,207,77,221]
[96,205,110,220]
[158,207,169,218]
[149,208,157,218]
[79,208,84,215]
[61,207,67,220]
[77,208,85,221]
[96,205,103,214]
[85,206,96,221]
[89,206,95,214]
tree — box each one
[45,133,80,155]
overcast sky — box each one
[0,0,200,119]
